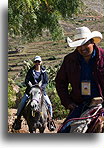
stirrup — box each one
[12,119,22,130]
[47,119,56,131]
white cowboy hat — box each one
[67,26,103,48]
[34,56,42,62]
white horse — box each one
[22,82,47,133]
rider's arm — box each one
[41,72,48,91]
[55,58,74,109]
[25,69,32,87]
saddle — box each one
[57,97,104,133]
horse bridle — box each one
[30,86,43,113]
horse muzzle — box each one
[31,100,40,112]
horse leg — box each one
[29,129,33,133]
[39,125,45,133]
[38,116,46,133]
[28,123,36,133]
[29,127,36,133]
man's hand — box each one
[90,97,103,106]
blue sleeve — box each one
[41,72,48,91]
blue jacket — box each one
[25,66,48,95]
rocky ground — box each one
[8,109,64,133]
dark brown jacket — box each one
[55,45,104,109]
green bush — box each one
[8,79,16,108]
[46,65,72,119]
[47,85,69,119]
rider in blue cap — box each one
[13,56,56,131]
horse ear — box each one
[38,80,42,87]
[28,81,33,87]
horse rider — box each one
[13,56,56,131]
[55,26,104,132]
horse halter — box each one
[30,85,43,112]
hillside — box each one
[8,0,104,133]
[82,0,104,16]
[8,15,104,82]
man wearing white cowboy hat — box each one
[55,26,104,132]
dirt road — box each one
[8,109,64,133]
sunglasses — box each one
[34,60,41,63]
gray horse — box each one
[22,83,47,133]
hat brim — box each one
[67,31,102,48]
[34,58,42,62]
[34,59,41,62]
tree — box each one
[8,0,82,40]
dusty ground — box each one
[8,109,64,133]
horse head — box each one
[23,81,47,133]
[29,84,43,112]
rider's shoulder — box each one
[98,47,104,56]
[64,49,78,62]
[41,66,46,73]
[27,66,35,73]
